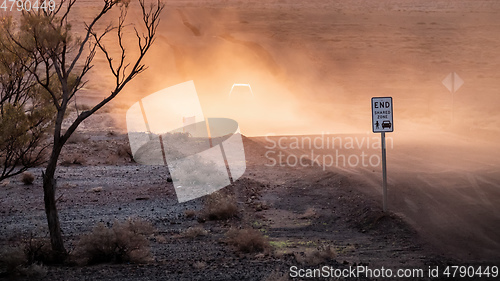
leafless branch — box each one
[63,0,164,142]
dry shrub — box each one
[117,144,134,162]
[226,228,270,254]
[184,209,196,219]
[155,235,167,244]
[21,172,35,185]
[202,191,238,220]
[298,207,318,219]
[192,261,207,270]
[0,247,26,275]
[16,263,47,278]
[0,240,49,278]
[294,246,336,266]
[61,155,85,166]
[23,237,53,265]
[89,187,103,193]
[76,218,155,265]
[104,155,120,165]
[183,226,207,239]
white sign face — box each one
[442,72,464,93]
[372,97,393,133]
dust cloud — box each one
[63,0,500,261]
[79,1,499,144]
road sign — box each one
[371,97,393,133]
[371,97,393,212]
[442,72,464,122]
[442,72,464,93]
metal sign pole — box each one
[381,132,387,212]
[443,72,464,124]
[451,73,455,123]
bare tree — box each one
[1,0,163,260]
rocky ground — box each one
[0,119,485,280]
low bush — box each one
[21,172,35,185]
[183,226,207,239]
[184,209,196,219]
[24,237,53,265]
[201,191,238,220]
[192,261,207,270]
[60,155,85,166]
[226,228,270,254]
[76,218,154,265]
[294,246,336,266]
[0,247,26,275]
[117,144,134,162]
[0,238,50,278]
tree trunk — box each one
[43,141,67,261]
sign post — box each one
[442,72,464,123]
[381,131,387,212]
[371,97,393,212]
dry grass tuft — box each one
[192,261,207,270]
[61,155,86,166]
[21,172,35,185]
[298,207,318,219]
[294,246,336,266]
[184,209,196,219]
[0,239,50,278]
[117,144,134,162]
[201,191,238,220]
[23,237,53,265]
[226,228,270,254]
[155,235,167,244]
[75,218,155,265]
[16,263,47,278]
[0,246,26,275]
[183,226,207,239]
[89,187,103,193]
